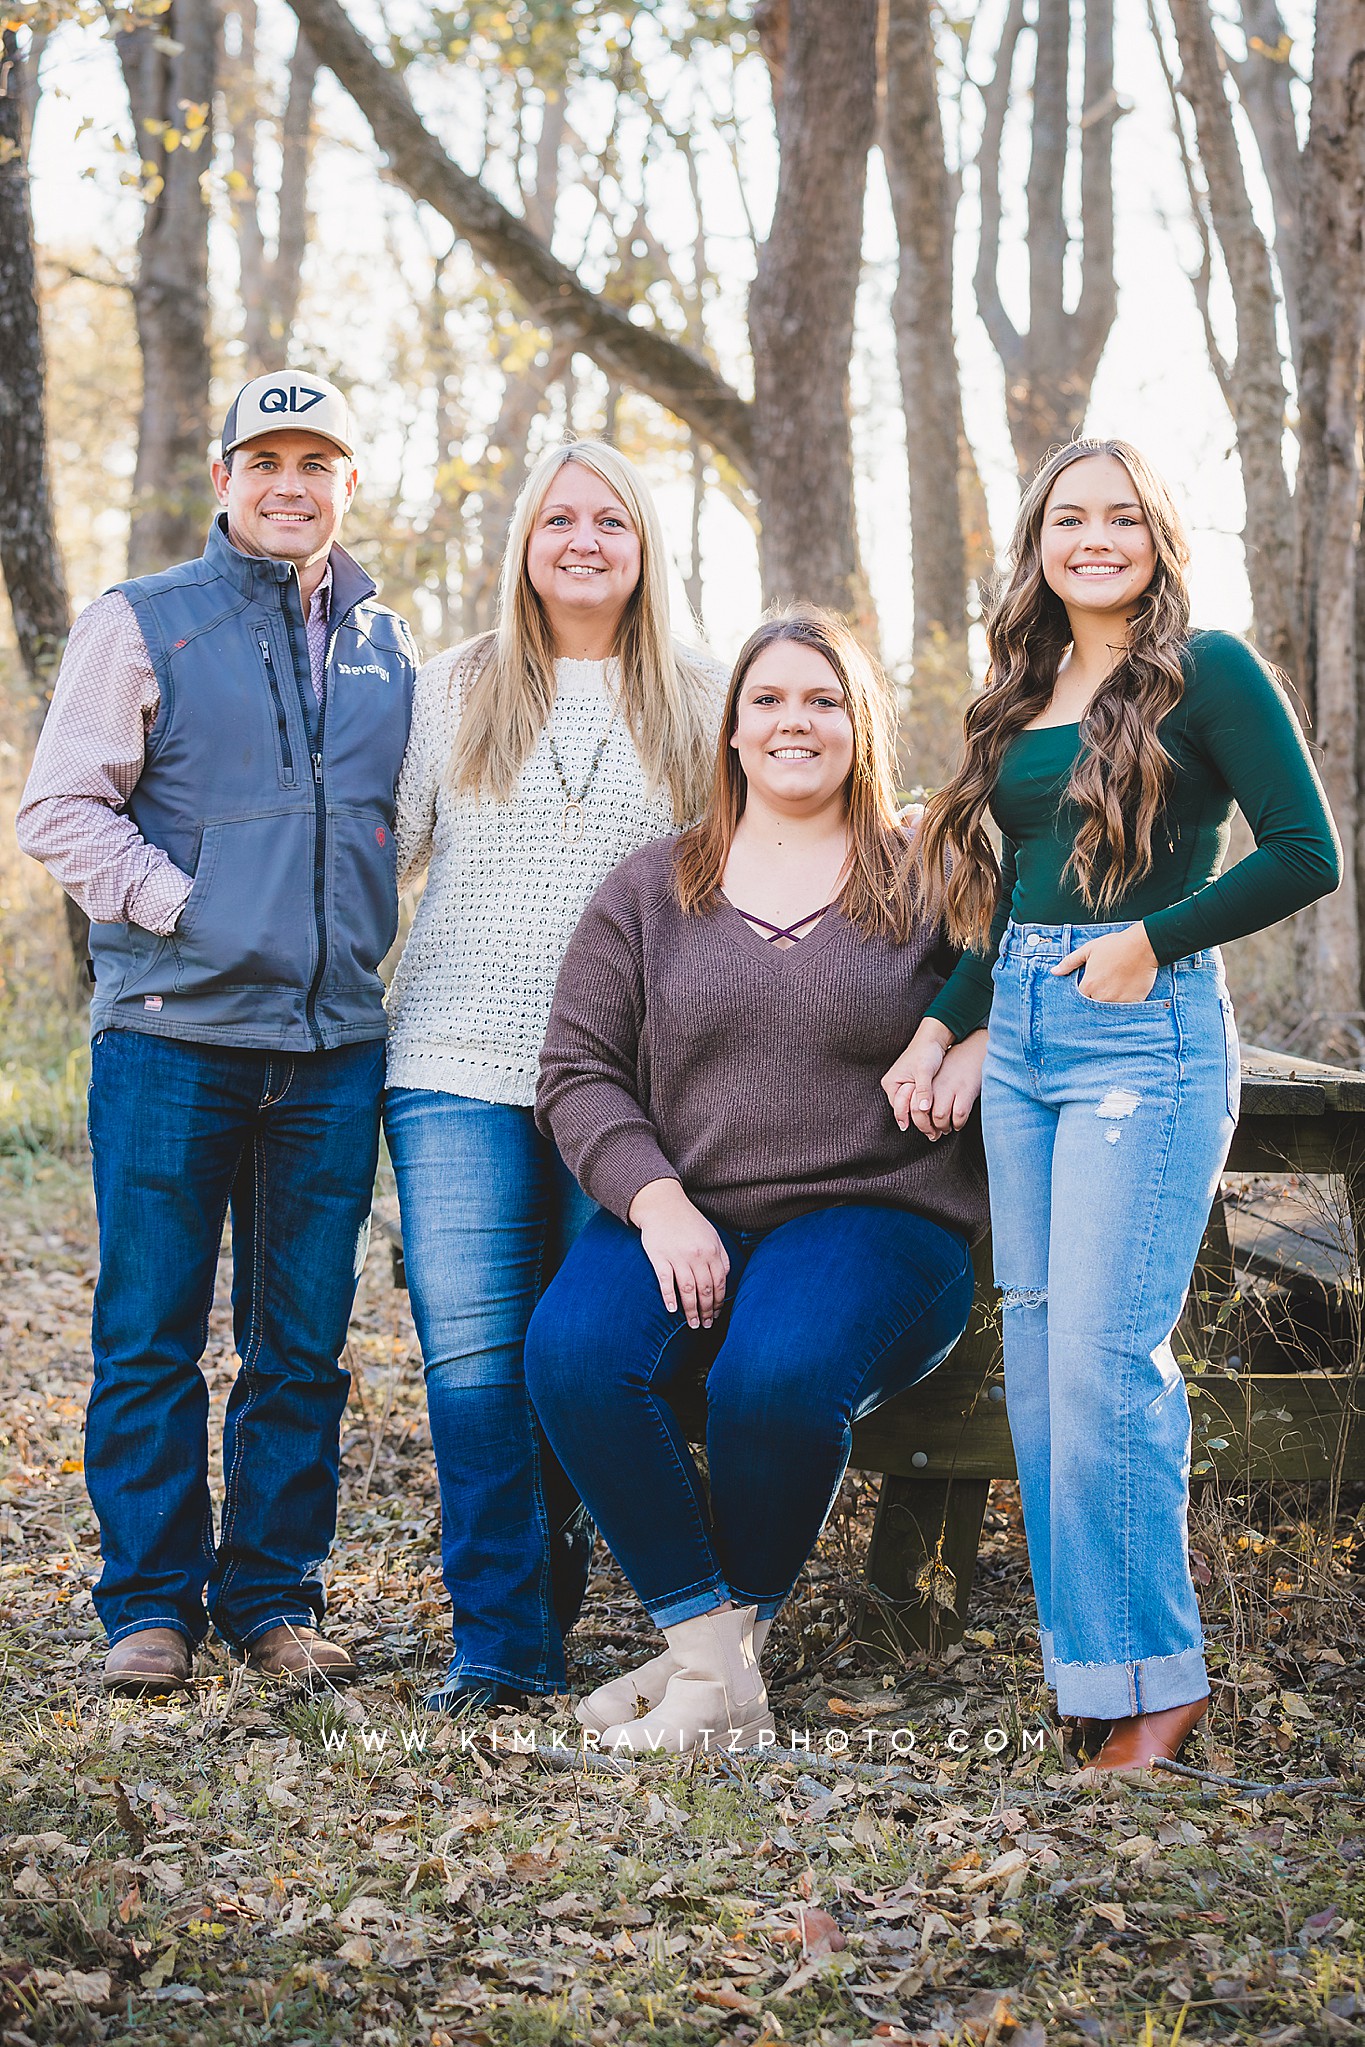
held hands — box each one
[628,1178,730,1330]
[1052,922,1159,1003]
[882,1021,987,1142]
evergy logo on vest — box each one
[221,371,356,461]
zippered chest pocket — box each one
[259,634,299,788]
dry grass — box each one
[1,705,1363,2046]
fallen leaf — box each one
[1092,1901,1126,1932]
[539,1891,589,1921]
[335,1935,373,1966]
[140,1944,179,1991]
[335,1896,392,1934]
[959,1989,1016,2041]
[800,1906,845,1959]
[60,1969,112,2005]
[695,1984,761,2015]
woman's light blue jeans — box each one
[982,921,1238,1720]
[383,1088,596,1695]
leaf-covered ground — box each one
[0,1157,1362,2047]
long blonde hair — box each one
[674,608,919,943]
[917,439,1192,947]
[449,440,715,822]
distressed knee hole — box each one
[1000,1286,1047,1310]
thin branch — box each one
[1145,0,1232,399]
[281,0,753,475]
[972,0,1028,374]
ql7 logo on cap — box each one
[260,385,325,415]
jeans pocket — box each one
[1074,968,1169,1011]
[1220,994,1241,1120]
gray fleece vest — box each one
[89,517,416,1052]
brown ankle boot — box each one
[102,1628,192,1695]
[1089,1696,1209,1773]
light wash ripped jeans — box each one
[981,920,1238,1720]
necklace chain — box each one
[547,712,617,845]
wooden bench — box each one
[850,1045,1365,1653]
[374,1047,1364,1655]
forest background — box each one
[0,7,1363,2047]
[4,0,1365,1056]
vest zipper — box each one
[282,570,328,1052]
[305,711,328,1052]
[260,635,297,785]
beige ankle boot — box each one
[577,1616,773,1737]
[600,1606,773,1754]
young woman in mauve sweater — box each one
[385,441,722,1711]
[884,440,1340,1774]
[524,609,990,1753]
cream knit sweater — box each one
[386,636,721,1108]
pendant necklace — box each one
[547,712,617,846]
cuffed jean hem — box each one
[1054,1643,1209,1720]
[230,1608,325,1652]
[729,1589,783,1623]
[645,1578,731,1628]
[437,1657,567,1696]
[106,1615,204,1650]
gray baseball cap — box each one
[221,371,355,460]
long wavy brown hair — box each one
[917,439,1192,948]
[674,608,918,942]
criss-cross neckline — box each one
[727,900,838,946]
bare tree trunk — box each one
[234,17,319,371]
[1230,0,1302,369]
[0,30,89,974]
[975,0,1118,477]
[883,0,968,648]
[1165,0,1297,672]
[748,0,877,617]
[117,0,216,574]
[1292,1,1365,1026]
[0,30,70,719]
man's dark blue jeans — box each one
[86,1028,384,1650]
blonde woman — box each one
[386,441,720,1709]
[524,611,988,1753]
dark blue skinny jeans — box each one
[383,1088,596,1696]
[86,1028,384,1650]
[525,1202,974,1626]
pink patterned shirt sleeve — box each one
[15,591,194,934]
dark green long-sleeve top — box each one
[927,629,1342,1042]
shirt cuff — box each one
[581,1127,681,1224]
[128,860,194,937]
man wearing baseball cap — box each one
[18,371,417,1692]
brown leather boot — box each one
[102,1628,192,1695]
[1087,1696,1209,1773]
[246,1624,358,1682]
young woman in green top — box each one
[883,439,1340,1774]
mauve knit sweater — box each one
[536,837,990,1242]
